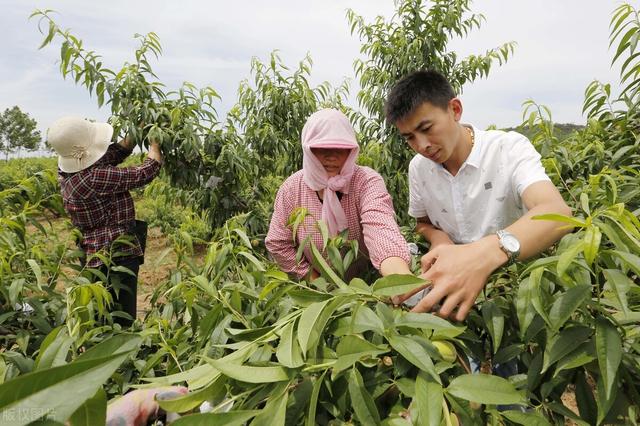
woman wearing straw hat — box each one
[266,108,413,281]
[47,116,162,327]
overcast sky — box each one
[0,0,625,142]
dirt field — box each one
[136,226,180,314]
[30,216,198,317]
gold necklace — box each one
[466,126,475,148]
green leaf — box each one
[205,360,290,384]
[170,410,260,426]
[26,259,44,289]
[609,250,640,276]
[595,318,622,401]
[76,334,142,362]
[276,320,304,368]
[380,416,411,426]
[516,276,537,338]
[288,207,309,244]
[295,236,309,265]
[309,244,347,288]
[548,285,591,332]
[394,311,464,334]
[305,370,327,426]
[251,383,289,426]
[387,335,439,383]
[556,240,585,277]
[287,289,331,306]
[348,277,371,293]
[142,364,218,389]
[232,228,252,249]
[297,299,330,357]
[542,326,592,373]
[596,372,618,425]
[348,368,380,425]
[326,245,344,277]
[68,388,106,426]
[582,226,601,266]
[580,192,590,216]
[285,378,311,425]
[298,296,352,358]
[555,341,596,372]
[528,268,550,326]
[156,375,224,413]
[35,327,72,370]
[38,20,57,49]
[575,370,597,426]
[527,353,544,394]
[371,274,427,297]
[494,344,524,365]
[0,357,6,385]
[481,301,504,353]
[348,305,385,335]
[531,213,585,227]
[603,269,632,314]
[332,335,388,377]
[394,312,464,338]
[414,371,442,426]
[238,251,266,272]
[0,351,135,425]
[501,410,551,426]
[317,220,329,251]
[446,374,525,405]
[545,402,590,426]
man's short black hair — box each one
[385,70,456,124]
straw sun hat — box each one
[47,116,113,173]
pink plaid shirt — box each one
[266,166,410,278]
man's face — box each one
[311,148,351,177]
[395,99,463,164]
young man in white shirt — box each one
[385,70,572,322]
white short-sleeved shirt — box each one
[408,125,551,244]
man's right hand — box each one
[148,142,163,165]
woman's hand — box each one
[119,134,135,151]
[106,386,188,426]
[308,268,320,281]
[148,141,163,165]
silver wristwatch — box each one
[496,229,520,265]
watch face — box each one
[502,234,520,252]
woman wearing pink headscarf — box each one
[266,108,411,280]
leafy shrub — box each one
[0,156,56,191]
[0,2,638,425]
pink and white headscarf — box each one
[301,109,360,236]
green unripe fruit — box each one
[432,340,457,363]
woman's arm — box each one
[265,183,313,279]
[358,170,412,276]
